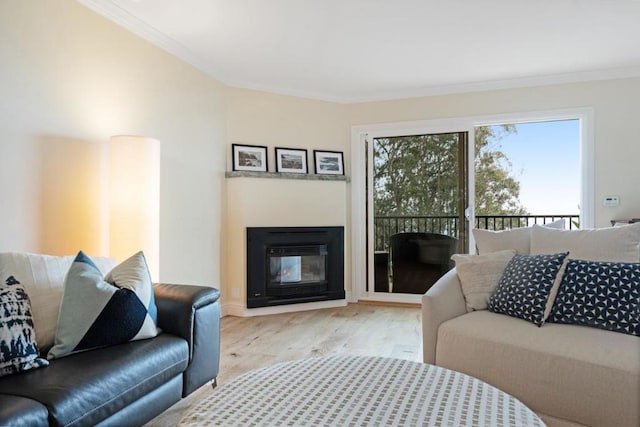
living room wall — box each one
[0,1,227,287]
[348,77,640,228]
[2,1,638,314]
[224,88,351,310]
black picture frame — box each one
[275,147,308,174]
[313,150,344,175]
[232,144,268,172]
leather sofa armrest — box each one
[421,268,466,365]
[154,283,221,396]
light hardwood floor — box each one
[146,303,422,426]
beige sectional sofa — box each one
[422,223,640,427]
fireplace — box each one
[247,227,344,308]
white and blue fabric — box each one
[549,259,640,336]
[489,252,568,326]
[0,251,116,353]
[0,276,49,377]
[47,251,159,359]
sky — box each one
[484,119,580,215]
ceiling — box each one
[80,0,640,103]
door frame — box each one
[350,108,594,304]
[351,118,474,304]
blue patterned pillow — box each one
[48,251,159,359]
[548,259,640,336]
[0,276,49,377]
[489,252,568,326]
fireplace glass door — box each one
[268,245,327,290]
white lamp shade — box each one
[109,135,160,280]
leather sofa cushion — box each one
[435,311,640,427]
[0,334,188,427]
[0,394,49,427]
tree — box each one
[373,126,526,218]
[474,125,527,216]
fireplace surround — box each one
[246,226,345,308]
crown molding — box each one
[78,0,222,78]
[344,66,640,104]
[78,0,640,104]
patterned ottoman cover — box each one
[180,355,545,426]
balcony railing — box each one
[373,214,579,252]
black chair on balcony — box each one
[390,232,458,294]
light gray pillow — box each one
[472,219,565,255]
[530,222,640,262]
[452,249,516,312]
[473,227,531,255]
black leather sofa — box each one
[0,283,221,427]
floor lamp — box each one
[109,135,160,281]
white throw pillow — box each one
[452,249,516,312]
[0,252,116,352]
[530,222,640,262]
[473,219,565,255]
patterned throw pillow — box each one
[548,259,640,336]
[0,276,49,377]
[489,252,568,326]
[0,252,116,353]
[47,251,159,359]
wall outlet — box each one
[232,288,240,298]
[602,195,620,207]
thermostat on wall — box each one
[603,195,620,207]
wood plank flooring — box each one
[146,303,422,426]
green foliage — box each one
[373,126,526,218]
[374,133,461,216]
[474,125,527,216]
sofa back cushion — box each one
[0,252,116,352]
[473,227,532,255]
[530,222,640,262]
[473,219,565,255]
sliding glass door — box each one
[368,132,468,296]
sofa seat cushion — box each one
[0,334,188,427]
[435,311,640,427]
[0,394,49,427]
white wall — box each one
[225,89,350,310]
[0,0,227,287]
[2,1,638,313]
[348,78,640,227]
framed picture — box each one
[313,150,344,175]
[275,147,308,174]
[232,144,268,172]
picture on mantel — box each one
[275,147,308,174]
[232,144,268,172]
[314,150,344,175]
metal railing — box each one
[373,214,579,252]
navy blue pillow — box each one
[489,252,568,326]
[548,259,640,336]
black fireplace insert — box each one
[247,226,345,308]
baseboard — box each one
[220,291,353,317]
[221,298,348,317]
[357,300,420,308]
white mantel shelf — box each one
[226,171,350,182]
